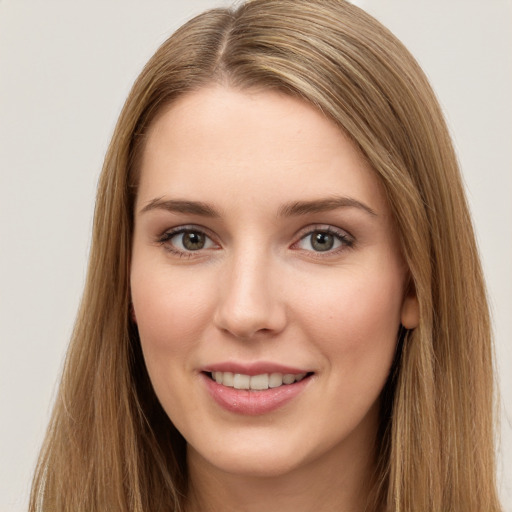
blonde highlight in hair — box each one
[30,1,501,510]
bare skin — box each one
[131,86,419,512]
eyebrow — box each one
[139,195,377,218]
[140,198,220,217]
[278,196,377,217]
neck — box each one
[184,411,380,512]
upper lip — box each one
[201,361,312,376]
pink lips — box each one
[200,361,313,416]
[203,361,310,376]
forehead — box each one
[137,85,389,218]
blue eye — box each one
[296,229,352,252]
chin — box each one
[193,449,309,480]
[186,427,344,481]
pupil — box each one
[183,231,205,250]
[312,232,334,251]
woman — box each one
[29,0,502,510]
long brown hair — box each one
[30,1,501,510]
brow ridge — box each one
[278,196,377,217]
[140,195,376,218]
[140,198,219,217]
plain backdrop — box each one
[1,1,511,510]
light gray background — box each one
[1,1,511,510]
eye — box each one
[295,228,353,253]
[159,227,217,254]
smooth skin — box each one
[130,86,419,512]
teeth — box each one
[282,373,295,385]
[250,373,269,390]
[222,372,234,386]
[269,373,283,388]
[210,371,308,391]
[233,373,250,389]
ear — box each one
[401,283,419,329]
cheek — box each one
[298,268,404,367]
[130,265,216,416]
[130,264,214,358]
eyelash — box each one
[156,225,354,258]
[157,226,218,258]
[292,226,354,255]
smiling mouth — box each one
[206,371,313,391]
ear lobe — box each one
[401,292,419,329]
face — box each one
[130,86,418,480]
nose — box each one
[213,251,287,339]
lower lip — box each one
[202,373,312,416]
